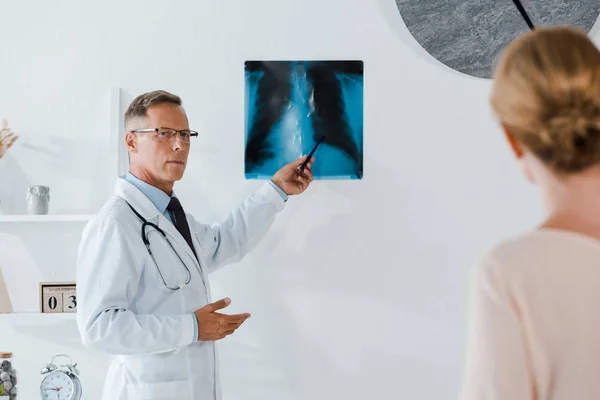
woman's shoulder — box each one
[476,228,600,280]
[489,228,600,257]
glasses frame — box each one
[130,127,199,142]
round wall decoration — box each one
[395,0,600,79]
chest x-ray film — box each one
[244,60,363,180]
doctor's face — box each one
[127,103,191,192]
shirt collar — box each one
[124,172,176,214]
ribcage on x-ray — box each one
[244,62,292,169]
[306,62,361,167]
[244,61,363,178]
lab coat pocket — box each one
[126,380,191,399]
[195,229,217,259]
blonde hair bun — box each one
[537,107,600,172]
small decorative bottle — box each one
[0,352,16,399]
[26,185,50,215]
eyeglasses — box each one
[131,128,199,143]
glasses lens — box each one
[154,129,197,143]
[156,129,177,141]
[179,130,192,143]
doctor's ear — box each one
[125,131,138,153]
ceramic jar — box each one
[26,185,50,215]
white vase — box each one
[26,185,50,215]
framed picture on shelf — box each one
[0,268,13,314]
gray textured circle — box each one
[396,0,600,79]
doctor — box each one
[76,90,314,400]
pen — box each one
[300,135,325,172]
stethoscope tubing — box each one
[125,201,192,290]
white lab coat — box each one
[76,178,285,400]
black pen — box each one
[300,135,325,172]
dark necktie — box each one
[167,197,197,260]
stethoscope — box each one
[126,201,192,290]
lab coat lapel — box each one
[114,178,200,269]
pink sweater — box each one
[461,229,600,400]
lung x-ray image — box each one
[245,60,363,180]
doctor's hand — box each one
[271,156,315,196]
[194,297,251,341]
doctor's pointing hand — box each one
[76,90,313,400]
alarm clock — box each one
[39,354,82,400]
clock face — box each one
[395,0,600,78]
[40,371,76,400]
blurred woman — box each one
[462,26,600,400]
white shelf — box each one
[0,214,93,223]
[0,312,76,320]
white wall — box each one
[1,1,598,399]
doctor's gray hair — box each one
[124,90,183,130]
